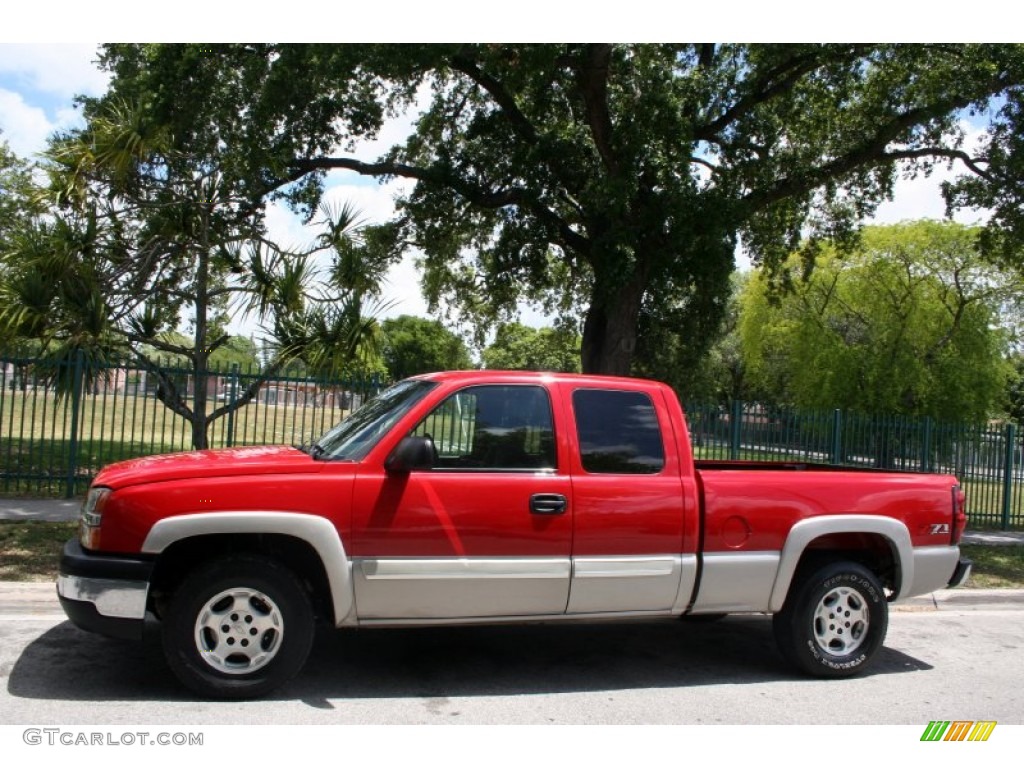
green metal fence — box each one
[0,350,381,497]
[1,350,1020,530]
[685,402,1022,530]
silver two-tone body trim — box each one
[56,575,149,619]
[354,556,570,619]
[142,512,356,626]
[908,545,962,597]
[691,551,781,613]
[569,555,696,614]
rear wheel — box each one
[162,555,314,699]
[773,560,888,677]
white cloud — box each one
[0,88,54,158]
[872,122,991,226]
[0,44,108,99]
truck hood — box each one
[93,445,325,489]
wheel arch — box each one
[142,512,354,626]
[769,516,912,612]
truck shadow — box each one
[7,616,932,704]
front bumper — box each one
[56,539,156,641]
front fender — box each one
[142,512,355,626]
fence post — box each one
[225,363,240,448]
[831,409,842,465]
[730,400,742,460]
[1002,423,1016,532]
[922,417,933,474]
[65,349,84,498]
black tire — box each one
[162,555,314,699]
[773,560,888,678]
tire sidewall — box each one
[779,562,888,677]
[163,557,314,699]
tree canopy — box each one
[87,43,1024,376]
[739,221,1018,422]
[380,314,472,380]
[0,100,394,448]
[481,322,582,373]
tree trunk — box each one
[191,201,212,451]
[580,277,644,376]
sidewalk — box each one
[0,497,82,522]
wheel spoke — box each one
[812,585,871,657]
[193,587,285,675]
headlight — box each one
[80,487,111,549]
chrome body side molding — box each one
[142,512,356,627]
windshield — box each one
[311,379,437,461]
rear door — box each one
[563,385,690,614]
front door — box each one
[350,384,572,620]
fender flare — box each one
[142,512,355,626]
[768,515,913,612]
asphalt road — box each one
[1,589,1021,725]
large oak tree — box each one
[91,44,1024,374]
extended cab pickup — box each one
[57,371,971,698]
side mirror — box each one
[385,435,436,473]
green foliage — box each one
[740,222,1016,421]
[634,273,752,404]
[1003,355,1024,425]
[88,44,1024,375]
[0,97,390,448]
[481,322,582,373]
[0,136,43,249]
[381,315,472,380]
[944,87,1024,268]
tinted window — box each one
[413,385,556,471]
[573,389,665,474]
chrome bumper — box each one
[56,574,148,620]
[57,539,155,640]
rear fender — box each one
[769,515,912,612]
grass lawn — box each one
[0,521,77,581]
[960,544,1024,588]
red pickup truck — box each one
[57,371,971,698]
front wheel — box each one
[773,560,888,678]
[162,555,314,699]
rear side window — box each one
[573,389,665,474]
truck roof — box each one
[412,369,670,390]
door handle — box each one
[530,493,567,515]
